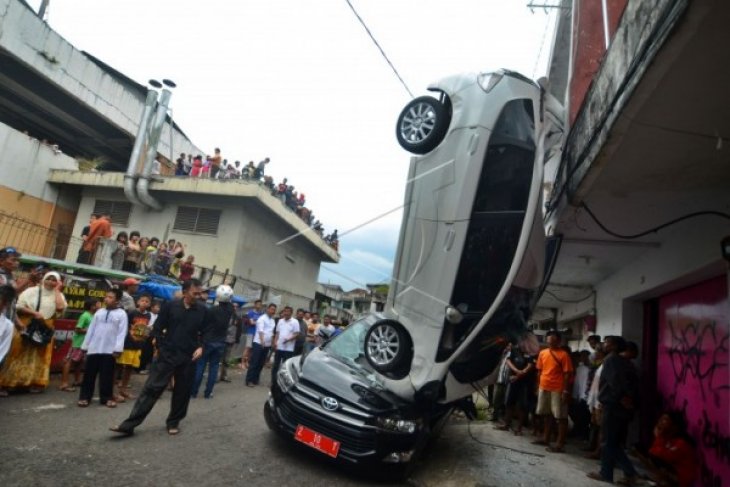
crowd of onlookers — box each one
[483,331,697,487]
[0,242,347,412]
[76,213,196,280]
[169,150,339,250]
[0,241,698,486]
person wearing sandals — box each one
[0,271,67,394]
[111,279,207,436]
[532,329,573,453]
[115,294,152,401]
[59,298,100,392]
[78,288,128,408]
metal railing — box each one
[0,210,315,309]
[0,210,86,262]
[0,211,60,257]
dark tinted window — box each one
[173,206,222,235]
[437,99,535,362]
[93,200,132,226]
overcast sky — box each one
[26,0,557,290]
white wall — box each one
[593,218,729,338]
[0,121,77,206]
[234,200,321,306]
[72,188,323,303]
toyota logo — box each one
[321,396,339,411]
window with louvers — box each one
[173,206,221,235]
[92,200,132,226]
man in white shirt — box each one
[271,306,299,383]
[314,314,336,347]
[78,288,128,408]
[245,303,277,387]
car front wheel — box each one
[364,320,412,374]
[396,95,451,154]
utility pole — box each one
[38,0,50,20]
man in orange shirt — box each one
[81,213,112,264]
[533,330,573,453]
[207,148,222,179]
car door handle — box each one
[444,227,456,251]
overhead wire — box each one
[344,0,414,99]
[531,8,554,79]
[543,289,594,304]
[581,203,730,240]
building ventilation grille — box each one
[93,200,132,226]
[173,206,221,235]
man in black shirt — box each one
[587,336,639,484]
[111,279,207,436]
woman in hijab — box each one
[0,271,67,393]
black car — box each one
[264,313,452,477]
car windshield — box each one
[324,314,378,370]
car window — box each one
[324,315,377,367]
[438,99,536,362]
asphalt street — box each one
[0,366,603,487]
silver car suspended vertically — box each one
[364,69,565,404]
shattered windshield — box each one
[324,314,378,370]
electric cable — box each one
[531,9,554,79]
[344,0,414,99]
[581,203,730,240]
[466,421,546,458]
[543,289,593,304]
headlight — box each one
[477,71,504,93]
[377,417,422,434]
[277,367,295,393]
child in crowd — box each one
[78,288,127,408]
[0,285,17,365]
[138,299,160,374]
[59,297,99,392]
[116,294,152,400]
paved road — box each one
[0,366,602,486]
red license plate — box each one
[294,425,341,458]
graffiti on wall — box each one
[657,275,729,487]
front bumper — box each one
[264,380,428,466]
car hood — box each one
[298,348,410,413]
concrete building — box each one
[0,0,338,309]
[0,0,203,244]
[48,170,339,309]
[313,283,352,322]
[540,0,729,483]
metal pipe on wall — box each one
[136,88,172,211]
[124,89,158,208]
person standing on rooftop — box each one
[208,148,222,179]
[255,157,269,180]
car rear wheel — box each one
[364,320,412,374]
[396,95,451,154]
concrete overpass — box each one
[0,0,203,168]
